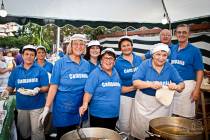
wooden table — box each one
[200,84,210,140]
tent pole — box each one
[56,27,60,51]
[161,0,171,30]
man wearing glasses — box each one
[170,24,204,118]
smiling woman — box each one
[130,43,185,139]
[79,48,121,130]
[38,34,91,140]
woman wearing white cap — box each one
[115,36,142,134]
[39,34,91,139]
[79,48,121,130]
[1,45,49,140]
[84,40,102,72]
[35,45,53,74]
[130,43,185,139]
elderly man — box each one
[143,29,173,60]
[170,24,204,118]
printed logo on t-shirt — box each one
[171,60,185,66]
[17,78,38,84]
[69,73,88,79]
[146,80,171,86]
[102,82,120,87]
[124,67,138,74]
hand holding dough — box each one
[156,86,175,106]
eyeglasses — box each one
[103,56,115,61]
[176,31,188,35]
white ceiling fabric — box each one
[5,0,210,23]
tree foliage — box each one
[0,22,123,52]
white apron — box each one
[130,91,171,140]
[171,80,196,118]
[118,95,134,134]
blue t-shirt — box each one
[170,43,204,80]
[34,59,53,73]
[89,60,99,72]
[145,43,174,59]
[51,55,90,126]
[8,63,49,110]
[85,66,121,118]
[132,59,183,96]
[115,53,142,98]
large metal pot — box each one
[148,117,204,140]
[60,127,122,140]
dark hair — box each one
[22,48,37,56]
[84,45,102,60]
[118,38,133,49]
[99,51,116,61]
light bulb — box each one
[0,9,7,17]
[162,17,168,24]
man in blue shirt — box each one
[170,24,204,118]
[1,45,49,140]
[143,29,174,60]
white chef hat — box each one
[88,40,101,47]
[70,34,88,42]
[152,43,170,55]
[101,48,116,55]
[22,44,36,54]
[36,45,46,52]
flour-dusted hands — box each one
[17,87,40,96]
[38,106,49,127]
[1,89,9,99]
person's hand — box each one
[79,103,88,116]
[18,87,40,96]
[38,107,49,127]
[1,89,9,99]
[168,83,177,90]
[190,89,200,102]
[30,87,40,96]
[150,81,162,90]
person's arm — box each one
[191,70,204,102]
[39,85,49,93]
[133,80,151,89]
[121,85,136,93]
[4,86,14,93]
[0,67,12,74]
[168,82,185,92]
[45,84,58,108]
[1,86,14,99]
[38,84,58,125]
[79,92,92,116]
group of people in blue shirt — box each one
[1,23,204,140]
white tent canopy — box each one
[5,0,210,23]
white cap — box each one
[152,43,170,54]
[119,36,132,42]
[22,45,36,51]
[71,34,88,42]
[101,48,116,55]
[88,40,101,47]
[36,45,46,52]
[63,35,71,43]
